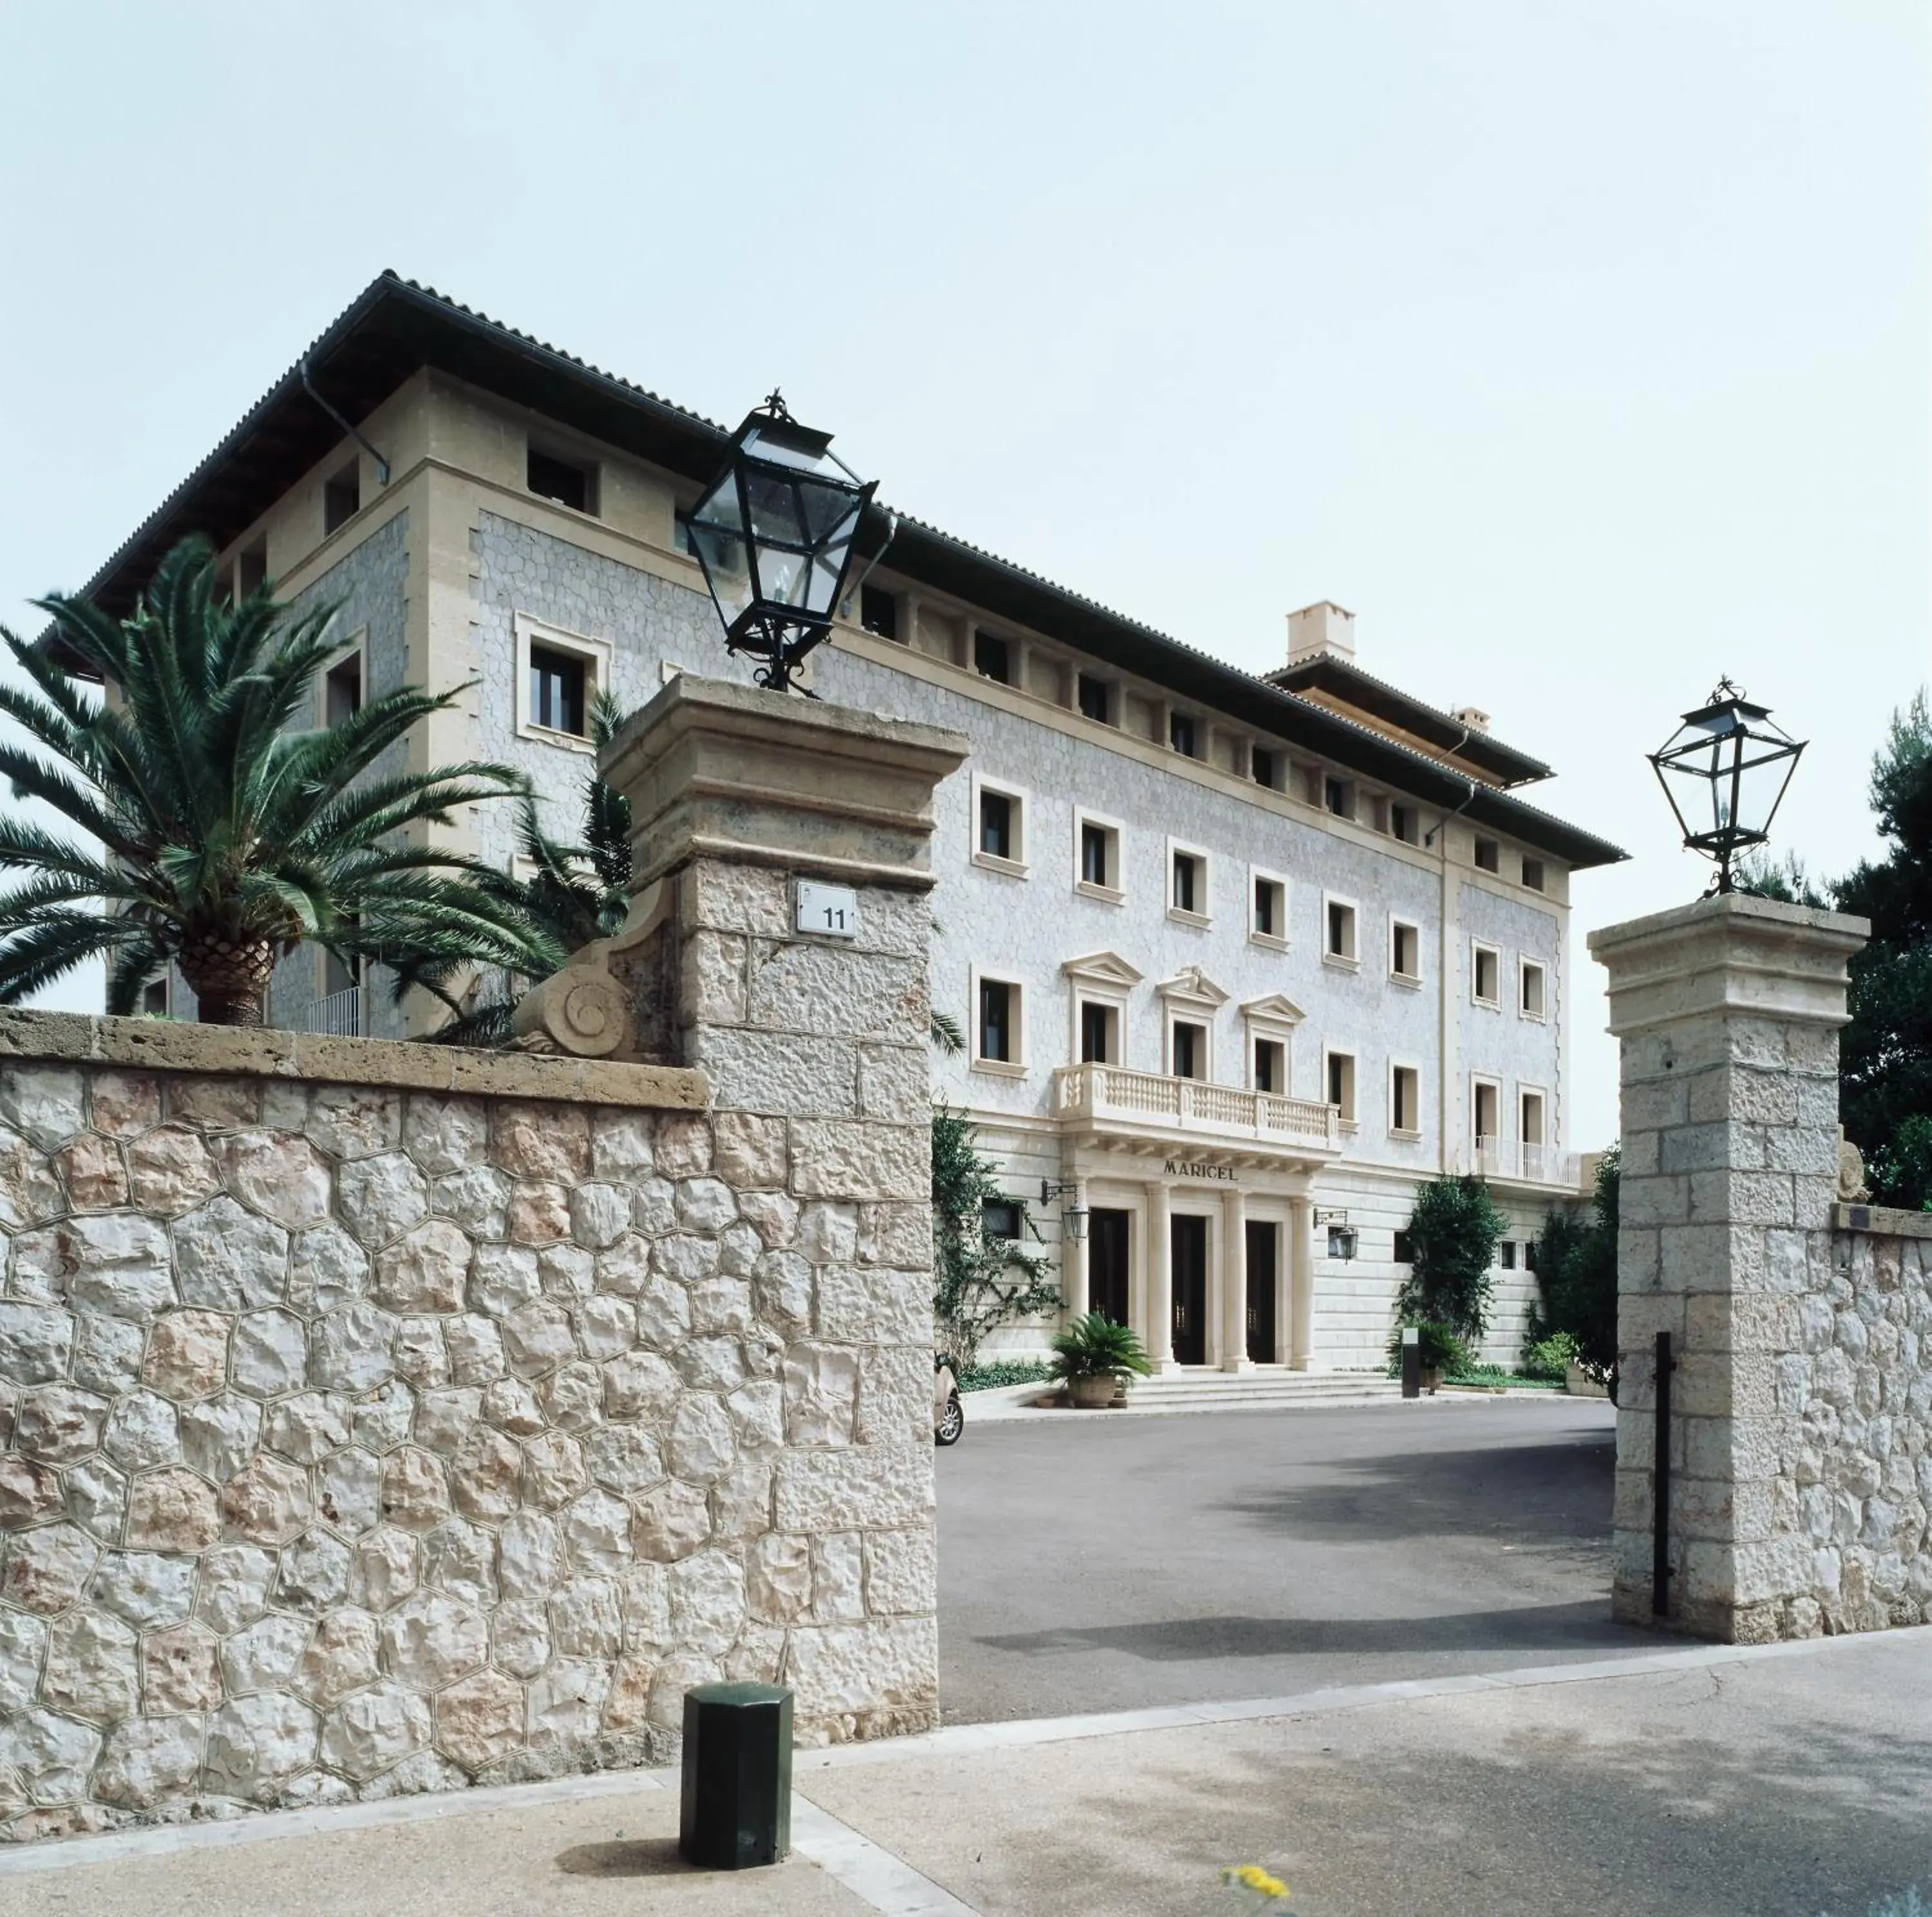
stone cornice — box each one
[0,1008,708,1110]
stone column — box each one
[1287,1192,1316,1369]
[1220,1186,1251,1371]
[1589,893,1868,1642]
[1061,1178,1089,1323]
[1145,1179,1176,1371]
[601,675,971,1723]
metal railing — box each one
[1054,1062,1336,1150]
[299,987,365,1038]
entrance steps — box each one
[1119,1368,1399,1411]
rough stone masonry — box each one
[0,676,970,1841]
[1594,892,1932,1642]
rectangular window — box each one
[1520,1090,1546,1146]
[139,975,169,1018]
[1171,850,1202,916]
[1171,1020,1207,1081]
[1326,1051,1357,1124]
[1390,803,1419,844]
[529,645,589,736]
[1251,746,1278,789]
[1390,1064,1419,1134]
[323,463,360,535]
[322,945,362,1000]
[981,1200,1021,1241]
[1473,1079,1500,1143]
[1473,944,1501,1006]
[1081,822,1112,888]
[1253,875,1285,940]
[1077,673,1112,723]
[1325,899,1358,962]
[979,790,1014,861]
[1080,1001,1117,1064]
[1473,835,1501,873]
[978,978,1014,1063]
[860,584,899,640]
[1393,1229,1415,1264]
[1169,711,1198,758]
[974,631,1010,683]
[1324,776,1354,820]
[528,446,595,513]
[237,537,268,599]
[1254,1037,1285,1094]
[1520,959,1547,1019]
[324,651,363,729]
[1521,856,1546,892]
[1390,921,1420,980]
[1500,1240,1518,1270]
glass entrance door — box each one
[1089,1208,1130,1325]
[1171,1214,1208,1365]
[1245,1220,1278,1364]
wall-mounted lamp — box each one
[1041,1179,1088,1242]
[1314,1207,1357,1261]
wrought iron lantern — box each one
[686,391,878,694]
[1647,679,1806,893]
[1040,1179,1088,1243]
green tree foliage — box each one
[0,535,553,1024]
[422,692,634,1046]
[1738,692,1932,1209]
[1394,1174,1504,1342]
[930,1104,1057,1366]
[1531,1147,1620,1386]
[1836,692,1932,1207]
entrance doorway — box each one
[1245,1220,1278,1364]
[1089,1208,1130,1325]
[1171,1214,1208,1364]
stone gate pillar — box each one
[1589,893,1868,1641]
[582,675,967,1730]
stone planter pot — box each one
[1067,1375,1119,1409]
[1566,1363,1609,1400]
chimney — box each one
[1452,705,1492,736]
[1287,601,1356,665]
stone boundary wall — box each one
[1787,1205,1932,1633]
[0,1020,939,1841]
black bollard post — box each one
[679,1683,793,1869]
[1400,1324,1421,1400]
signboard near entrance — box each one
[1164,1158,1234,1181]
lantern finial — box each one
[1647,682,1806,895]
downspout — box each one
[299,357,392,487]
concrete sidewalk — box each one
[5,1627,1927,1916]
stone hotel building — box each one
[78,274,1624,1375]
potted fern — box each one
[1051,1312,1153,1408]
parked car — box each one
[934,1357,963,1446]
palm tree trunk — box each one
[180,940,276,1027]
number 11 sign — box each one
[795,880,859,939]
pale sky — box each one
[1,0,1925,1149]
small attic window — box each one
[528,445,598,515]
[236,537,268,599]
[323,463,360,535]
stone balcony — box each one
[1052,1062,1339,1162]
[1458,1136,1584,1190]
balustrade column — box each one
[1144,1179,1176,1373]
[1219,1185,1250,1372]
[1287,1192,1316,1371]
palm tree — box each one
[410,691,634,1046]
[0,534,562,1025]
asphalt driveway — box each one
[938,1395,1645,1722]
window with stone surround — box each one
[1323,895,1359,967]
[323,461,360,536]
[1251,870,1288,948]
[1325,1047,1358,1127]
[972,775,1028,877]
[1520,958,1546,1020]
[515,613,611,753]
[1168,841,1210,925]
[1077,672,1113,724]
[1472,941,1501,1007]
[974,972,1024,1071]
[1075,811,1123,902]
[1390,919,1421,982]
[1390,1062,1421,1137]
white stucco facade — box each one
[104,281,1623,1378]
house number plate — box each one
[795,881,860,939]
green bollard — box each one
[678,1682,793,1869]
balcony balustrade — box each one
[1053,1062,1337,1156]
